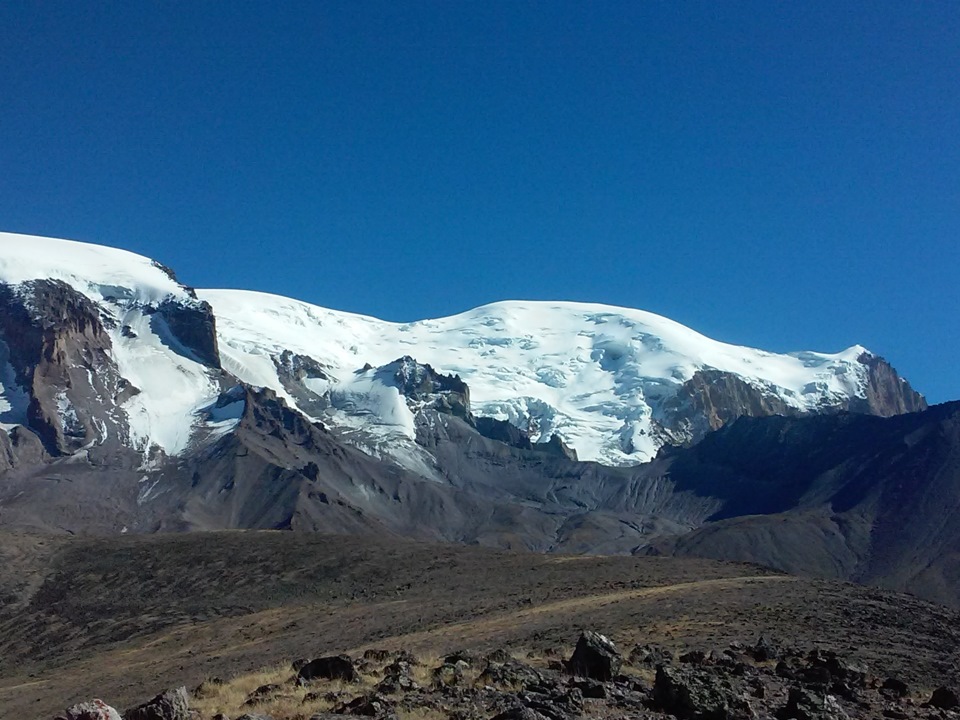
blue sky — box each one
[0,2,957,402]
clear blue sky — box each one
[0,2,957,402]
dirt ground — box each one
[1,530,958,719]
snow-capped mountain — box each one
[6,232,960,605]
[0,232,924,468]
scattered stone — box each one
[880,678,909,698]
[567,631,622,681]
[479,660,544,690]
[244,684,283,706]
[334,693,393,716]
[299,655,359,683]
[486,648,512,664]
[489,707,550,720]
[124,686,190,720]
[679,649,707,665]
[445,649,480,666]
[363,649,391,663]
[570,678,606,699]
[629,643,674,667]
[433,662,465,688]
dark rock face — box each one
[567,631,622,681]
[653,355,924,453]
[0,280,134,454]
[474,416,533,450]
[533,434,578,461]
[273,351,331,417]
[150,298,221,369]
[123,686,190,720]
[851,353,926,416]
[298,655,358,683]
[659,369,798,447]
[382,356,470,419]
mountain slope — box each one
[1,231,955,606]
[0,232,924,467]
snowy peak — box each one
[0,233,927,465]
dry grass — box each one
[191,662,377,720]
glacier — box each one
[0,231,891,465]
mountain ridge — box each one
[0,231,925,466]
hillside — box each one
[1,531,959,719]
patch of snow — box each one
[107,307,221,455]
[202,291,875,465]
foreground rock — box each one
[567,630,622,681]
[57,700,122,720]
[55,632,960,720]
[124,686,190,720]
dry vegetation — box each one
[2,531,959,719]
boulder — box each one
[653,664,747,720]
[749,636,781,663]
[567,631,621,681]
[299,655,358,683]
[124,687,190,720]
[57,700,122,720]
[776,687,848,720]
[928,686,960,710]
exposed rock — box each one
[853,353,926,417]
[333,693,393,716]
[777,687,848,720]
[0,280,132,454]
[629,643,675,667]
[124,686,190,720]
[474,416,534,450]
[244,683,283,705]
[532,434,578,461]
[57,699,122,720]
[384,356,470,419]
[928,686,959,710]
[479,661,544,690]
[652,664,747,720]
[298,655,358,683]
[150,297,221,369]
[749,636,782,662]
[880,678,908,698]
[567,631,622,681]
[433,662,464,688]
